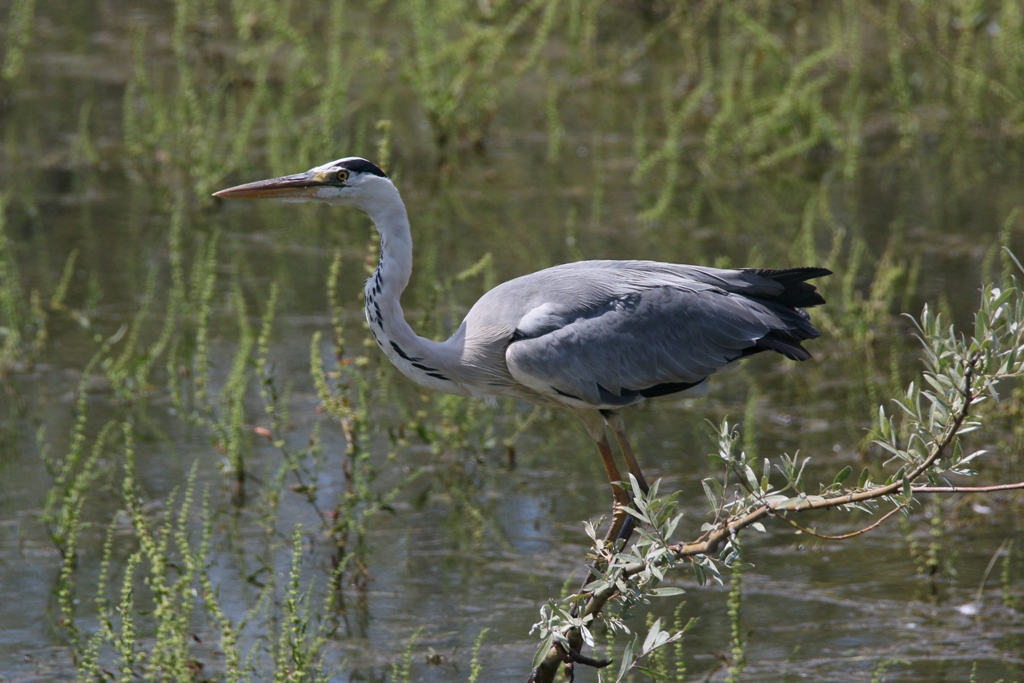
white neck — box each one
[360,184,464,395]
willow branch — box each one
[670,354,979,558]
[529,356,986,683]
[529,560,649,683]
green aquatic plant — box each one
[45,410,343,682]
[309,323,418,586]
[466,627,490,683]
[150,222,260,500]
[0,196,42,375]
[1,0,37,82]
[388,627,424,683]
[303,248,422,587]
[398,0,553,161]
[637,604,695,683]
[122,0,270,196]
[1000,540,1018,611]
[725,558,745,683]
[0,193,81,376]
[120,0,431,197]
[903,498,955,600]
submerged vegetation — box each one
[2,0,1024,681]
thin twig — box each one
[773,504,906,541]
[913,482,1024,493]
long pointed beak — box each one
[213,171,324,199]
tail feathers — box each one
[736,327,817,362]
[741,267,830,362]
[754,332,813,361]
[746,267,831,308]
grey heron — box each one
[214,157,828,542]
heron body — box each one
[214,157,828,541]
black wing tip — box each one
[748,266,831,278]
[746,266,832,284]
[746,266,831,308]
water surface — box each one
[2,2,1024,681]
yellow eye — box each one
[336,169,350,183]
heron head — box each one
[213,157,393,210]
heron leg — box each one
[595,434,632,544]
[576,410,631,544]
[604,412,650,494]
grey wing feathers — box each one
[650,265,830,308]
[503,264,828,408]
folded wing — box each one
[504,267,827,408]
